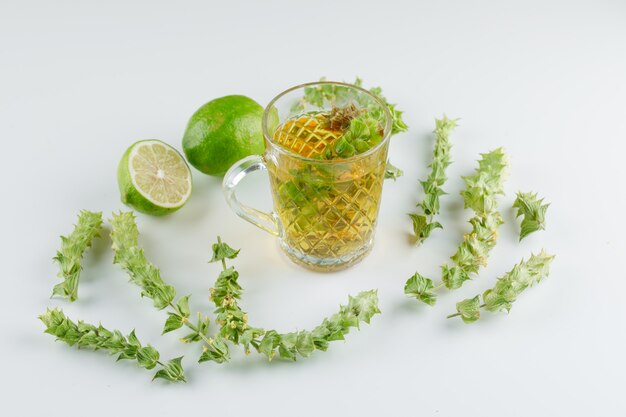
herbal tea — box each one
[224,81,394,270]
[267,109,387,268]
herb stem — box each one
[217,236,228,270]
[447,303,486,319]
[168,301,212,345]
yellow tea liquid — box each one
[268,113,386,266]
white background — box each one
[2,0,625,415]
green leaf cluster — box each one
[460,148,508,214]
[482,250,555,313]
[257,290,380,362]
[110,211,210,348]
[43,209,383,379]
[326,113,383,159]
[405,148,508,304]
[449,250,555,323]
[200,262,259,363]
[354,78,408,135]
[295,77,406,176]
[409,115,458,244]
[52,210,103,301]
[296,77,408,136]
[110,212,175,309]
[39,308,186,382]
[513,191,549,241]
[277,165,335,223]
[200,238,381,363]
[444,212,504,289]
[442,148,508,290]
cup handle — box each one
[222,155,281,237]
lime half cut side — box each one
[118,140,192,216]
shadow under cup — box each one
[223,81,393,271]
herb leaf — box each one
[162,313,184,334]
[404,272,437,305]
[153,357,186,383]
[384,160,404,180]
[441,265,471,290]
[52,210,103,301]
[513,191,549,241]
[453,296,481,323]
[210,240,240,263]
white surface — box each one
[2,0,625,415]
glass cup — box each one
[223,81,393,271]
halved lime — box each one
[117,140,192,215]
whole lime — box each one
[182,95,272,176]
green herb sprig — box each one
[200,237,381,363]
[52,210,103,301]
[409,115,458,244]
[357,78,408,135]
[405,148,508,305]
[513,191,550,241]
[110,212,211,347]
[325,112,384,159]
[296,77,407,175]
[39,308,186,382]
[448,250,555,323]
[198,238,249,363]
[258,289,380,361]
[295,77,408,136]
